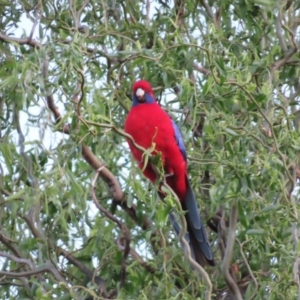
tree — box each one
[0,0,299,299]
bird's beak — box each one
[136,88,145,102]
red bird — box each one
[124,80,215,266]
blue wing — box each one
[170,118,187,161]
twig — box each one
[269,47,298,80]
[217,210,227,259]
[237,240,258,300]
[221,204,242,300]
[57,246,108,295]
[199,0,217,27]
[275,11,287,52]
[293,258,300,300]
[91,167,130,289]
[68,0,79,28]
[77,0,90,19]
[73,67,85,116]
[0,264,64,281]
[0,233,31,291]
[0,251,35,270]
[117,242,156,273]
[28,7,41,42]
[145,0,151,26]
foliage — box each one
[0,0,299,299]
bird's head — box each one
[132,80,156,106]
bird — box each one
[124,80,215,267]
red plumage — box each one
[124,100,187,201]
[124,80,215,267]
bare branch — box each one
[0,232,21,258]
[199,0,217,28]
[275,12,287,52]
[0,32,41,48]
[81,145,123,201]
[145,0,151,26]
[221,205,242,300]
[68,0,79,28]
[78,0,90,19]
[270,47,298,80]
[0,264,64,281]
[193,62,210,75]
[0,251,35,270]
[73,67,85,117]
[217,210,227,259]
[28,8,41,42]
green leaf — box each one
[5,189,26,201]
[246,229,265,235]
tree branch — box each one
[0,264,64,281]
[269,47,298,80]
[56,246,108,296]
[221,205,242,300]
[237,240,258,300]
[0,251,35,270]
[193,62,210,75]
[275,11,287,52]
[199,0,217,27]
[0,32,41,48]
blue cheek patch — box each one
[132,93,156,106]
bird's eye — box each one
[136,88,145,97]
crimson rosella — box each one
[124,80,215,266]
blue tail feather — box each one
[182,177,215,266]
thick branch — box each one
[0,32,41,48]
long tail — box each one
[181,177,215,266]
